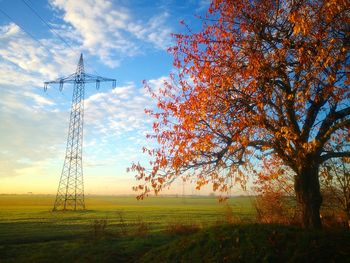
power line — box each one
[18,0,96,72]
[0,4,116,112]
[0,8,46,50]
[0,5,120,135]
[20,0,78,54]
[0,7,76,71]
[18,0,108,78]
[0,7,79,114]
[18,0,112,84]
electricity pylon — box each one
[44,54,116,211]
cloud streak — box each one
[0,22,77,86]
[83,77,168,166]
[0,74,168,178]
[50,0,173,67]
[0,1,173,192]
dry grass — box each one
[134,217,150,237]
[254,194,299,225]
[116,211,128,236]
[165,221,201,235]
[222,204,243,224]
[91,219,108,239]
[320,209,349,229]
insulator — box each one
[59,80,64,91]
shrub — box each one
[116,211,128,236]
[254,192,300,225]
[91,219,108,239]
[134,217,150,237]
[165,221,200,236]
[320,209,349,229]
[222,204,242,224]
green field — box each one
[0,195,256,262]
[1,195,349,262]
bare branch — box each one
[320,151,350,163]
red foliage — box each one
[129,0,349,229]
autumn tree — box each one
[130,0,350,229]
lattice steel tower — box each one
[44,54,116,211]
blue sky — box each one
[0,0,213,195]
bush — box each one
[222,204,242,224]
[141,224,350,263]
[116,211,128,236]
[165,221,200,236]
[134,217,150,237]
[91,219,108,239]
[254,192,300,225]
[320,209,349,229]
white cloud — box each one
[127,12,172,49]
[0,23,77,85]
[0,1,172,187]
[143,76,170,98]
[82,76,168,165]
[84,82,149,134]
[197,0,211,11]
[0,158,26,177]
[0,62,39,87]
[49,0,173,67]
[0,75,167,176]
[0,20,77,176]
[0,2,173,91]
[0,85,68,177]
[0,22,77,178]
[23,91,55,107]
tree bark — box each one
[294,162,323,229]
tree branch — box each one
[318,119,350,150]
[316,106,350,144]
[320,151,350,163]
[301,89,329,142]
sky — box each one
[0,0,215,195]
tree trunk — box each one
[346,203,350,229]
[294,163,323,229]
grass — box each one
[140,224,350,263]
[1,195,348,262]
[0,195,254,236]
[0,194,255,262]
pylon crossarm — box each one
[44,73,77,84]
[84,73,115,81]
[84,73,116,88]
[44,73,77,91]
[44,74,116,91]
